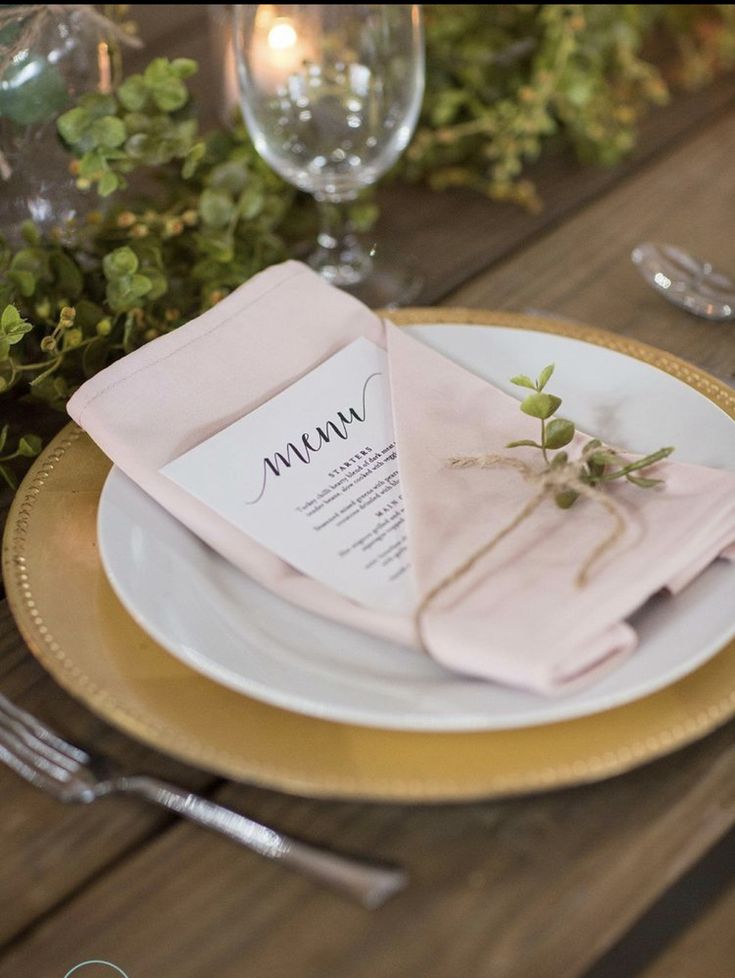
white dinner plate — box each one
[97,323,735,731]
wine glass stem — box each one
[309,194,373,288]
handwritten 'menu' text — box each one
[245,372,381,504]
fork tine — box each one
[0,710,81,774]
[0,741,72,798]
[0,724,75,790]
[0,693,90,765]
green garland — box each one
[1,4,734,490]
[400,4,735,209]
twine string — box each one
[413,453,627,649]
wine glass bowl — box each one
[234,4,425,304]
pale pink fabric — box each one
[68,261,735,694]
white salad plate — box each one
[97,322,735,731]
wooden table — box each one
[1,8,735,977]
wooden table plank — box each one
[639,876,735,978]
[376,72,735,307]
[0,727,733,978]
[446,110,735,385]
[0,602,218,948]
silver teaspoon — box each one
[631,242,735,321]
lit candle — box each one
[249,7,313,94]
[210,5,315,126]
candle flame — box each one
[268,19,298,51]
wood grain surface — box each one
[639,875,735,978]
[448,111,735,384]
[1,6,735,978]
[0,723,733,978]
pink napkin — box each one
[68,260,735,694]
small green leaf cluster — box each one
[1,55,373,488]
[508,363,576,461]
[399,4,735,210]
[0,303,33,362]
[0,65,269,482]
[507,364,674,508]
[0,420,41,490]
[58,58,202,197]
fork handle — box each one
[118,776,406,908]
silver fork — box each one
[0,692,407,908]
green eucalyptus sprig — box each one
[57,57,203,197]
[507,363,674,508]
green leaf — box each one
[506,439,542,448]
[210,160,249,195]
[129,274,153,298]
[50,252,84,298]
[602,447,675,480]
[1,305,20,330]
[520,392,562,420]
[77,150,106,179]
[144,270,168,301]
[8,269,35,296]
[98,171,120,197]
[117,74,148,112]
[123,111,155,134]
[82,92,117,120]
[182,141,206,179]
[626,474,664,488]
[510,374,535,389]
[90,116,126,149]
[124,132,156,162]
[545,417,575,449]
[21,221,40,246]
[200,189,233,228]
[430,88,468,126]
[591,450,622,466]
[142,60,190,112]
[0,424,8,453]
[2,317,32,345]
[17,434,42,458]
[537,363,555,390]
[238,184,264,220]
[171,58,198,80]
[103,247,139,279]
[106,270,152,312]
[57,106,89,145]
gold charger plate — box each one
[3,308,735,802]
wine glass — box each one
[233,4,425,307]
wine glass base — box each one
[310,248,424,310]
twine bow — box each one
[412,452,627,649]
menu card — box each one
[161,338,413,612]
